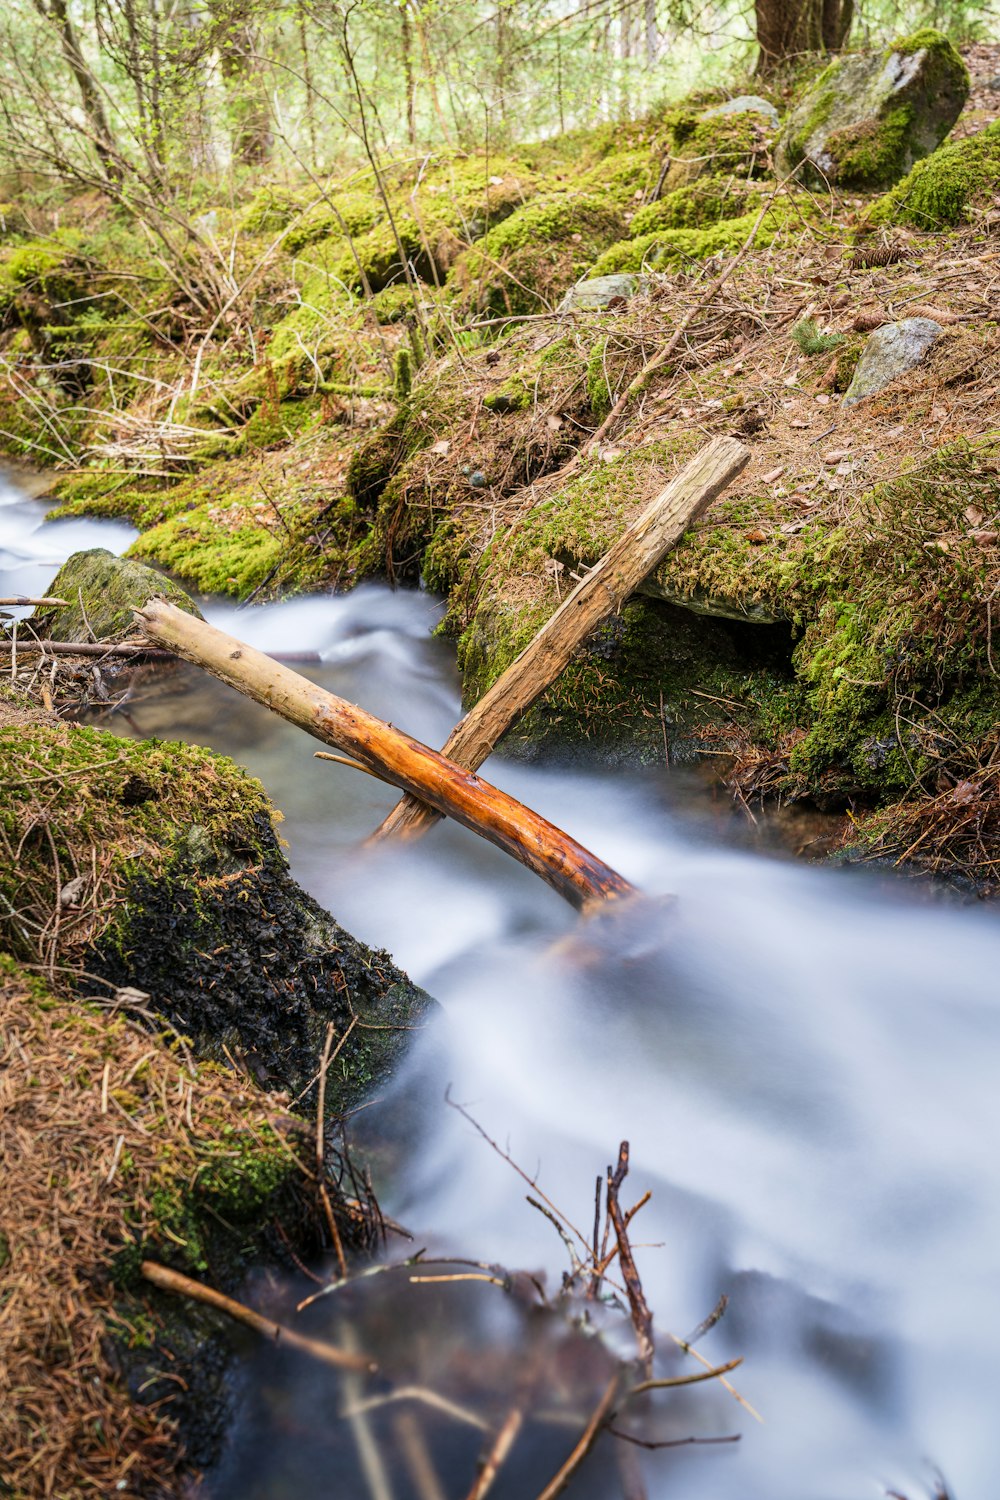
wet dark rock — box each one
[88,809,433,1116]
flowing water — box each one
[4,464,1000,1500]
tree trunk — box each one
[644,0,657,65]
[754,0,851,71]
[208,0,272,166]
[133,600,637,911]
[31,0,121,182]
[400,1,417,148]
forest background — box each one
[1,0,992,208]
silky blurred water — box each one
[4,467,998,1500]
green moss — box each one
[865,120,1000,229]
[660,106,772,191]
[34,547,201,642]
[451,193,625,317]
[241,394,319,450]
[579,148,658,204]
[483,375,532,413]
[585,337,613,417]
[46,472,163,527]
[786,441,1000,793]
[393,346,414,400]
[590,202,794,276]
[629,178,753,237]
[823,104,915,191]
[832,335,865,391]
[130,500,285,597]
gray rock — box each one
[703,94,780,129]
[842,317,943,406]
[774,30,968,190]
[557,274,650,313]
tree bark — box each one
[208,0,272,165]
[754,0,851,71]
[31,0,121,182]
[372,435,749,844]
[133,600,637,911]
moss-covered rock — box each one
[589,197,802,277]
[30,547,202,642]
[864,119,1000,229]
[629,178,754,237]
[0,236,88,353]
[774,29,968,190]
[0,706,432,1113]
[449,193,626,317]
[659,101,775,192]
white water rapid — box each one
[4,465,999,1500]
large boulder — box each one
[842,317,943,406]
[32,547,201,642]
[774,29,968,191]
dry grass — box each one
[1,971,229,1494]
[0,959,374,1498]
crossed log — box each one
[136,436,748,909]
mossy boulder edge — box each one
[774,29,968,191]
[0,699,434,1114]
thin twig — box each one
[140,1261,375,1372]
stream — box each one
[4,464,1000,1499]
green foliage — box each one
[791,318,843,355]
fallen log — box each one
[372,434,749,843]
[0,640,175,659]
[134,598,636,910]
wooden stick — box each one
[372,435,749,843]
[0,639,322,663]
[140,1260,376,1372]
[134,598,636,910]
[533,1372,622,1500]
[0,595,68,607]
[0,640,175,658]
[464,1405,525,1500]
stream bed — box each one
[3,465,1000,1499]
